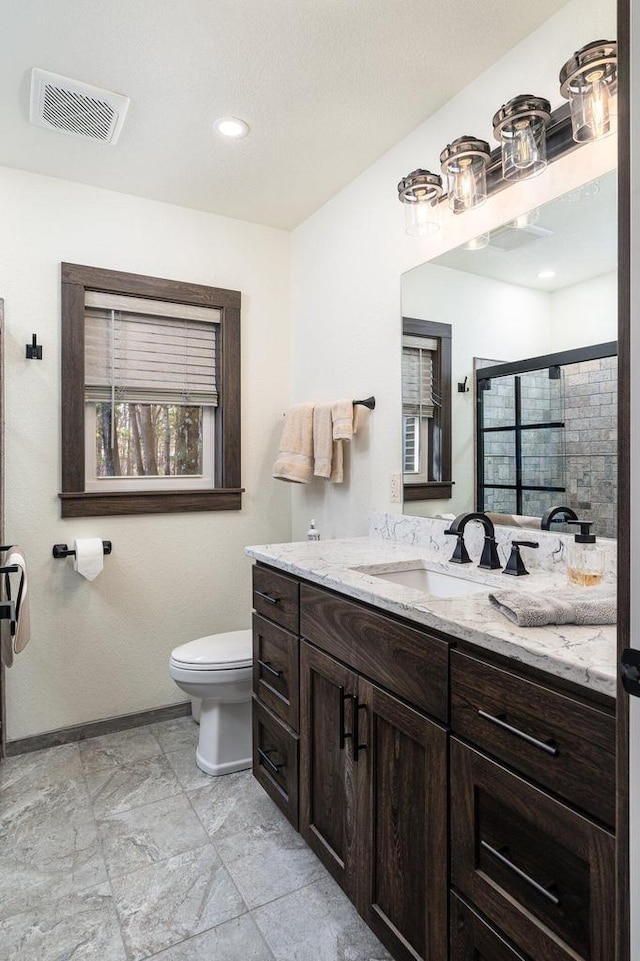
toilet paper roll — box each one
[73,538,104,581]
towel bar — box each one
[52,541,112,559]
[353,396,375,410]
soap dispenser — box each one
[307,519,320,541]
[566,520,604,587]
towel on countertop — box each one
[0,545,30,667]
[488,588,616,628]
[273,403,315,483]
[331,399,354,440]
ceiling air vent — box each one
[29,68,130,145]
[488,224,553,252]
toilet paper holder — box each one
[52,541,112,559]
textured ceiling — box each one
[0,0,569,229]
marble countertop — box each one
[245,536,617,699]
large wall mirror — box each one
[401,169,617,537]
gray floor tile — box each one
[143,914,275,960]
[0,743,83,794]
[164,747,217,791]
[97,793,209,879]
[111,843,247,961]
[79,726,163,774]
[0,882,127,961]
[86,754,182,818]
[151,717,199,754]
[253,875,392,961]
[216,819,327,909]
[187,769,288,841]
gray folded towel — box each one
[488,588,616,627]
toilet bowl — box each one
[169,629,253,776]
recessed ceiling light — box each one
[214,117,250,139]
[537,269,556,279]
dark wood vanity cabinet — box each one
[250,563,616,961]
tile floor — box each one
[0,717,391,961]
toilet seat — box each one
[170,629,252,671]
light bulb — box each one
[512,121,538,169]
[453,161,477,209]
[586,71,611,140]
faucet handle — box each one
[444,529,472,565]
[503,540,539,576]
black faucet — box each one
[540,505,578,530]
[445,512,501,570]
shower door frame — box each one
[475,341,618,518]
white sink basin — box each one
[368,566,486,598]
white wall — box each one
[401,264,551,516]
[549,271,618,350]
[290,0,617,539]
[0,167,292,741]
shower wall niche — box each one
[475,342,617,538]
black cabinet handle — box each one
[351,695,367,762]
[477,710,559,757]
[255,590,280,606]
[258,747,283,774]
[480,840,561,906]
[339,687,352,749]
[257,658,284,678]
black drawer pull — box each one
[477,709,559,757]
[480,840,561,906]
[339,687,353,749]
[258,658,284,678]
[255,590,280,606]
[258,747,283,774]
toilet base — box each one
[195,696,252,777]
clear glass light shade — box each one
[500,117,547,180]
[567,72,616,142]
[462,232,490,251]
[493,96,551,182]
[509,208,540,228]
[403,197,440,237]
[560,41,617,143]
[447,158,487,213]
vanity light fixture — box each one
[213,116,250,139]
[493,95,551,181]
[559,40,617,142]
[439,136,491,214]
[397,169,443,236]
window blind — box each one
[402,336,438,418]
[84,293,220,405]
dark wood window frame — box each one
[60,263,242,517]
[402,316,452,502]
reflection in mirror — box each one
[401,170,617,538]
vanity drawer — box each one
[450,894,531,961]
[450,651,615,826]
[252,697,299,829]
[253,613,299,730]
[300,583,448,722]
[450,739,615,961]
[252,565,300,634]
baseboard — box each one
[4,701,191,757]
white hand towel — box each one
[331,399,354,441]
[313,404,333,478]
[74,538,104,582]
[273,403,315,483]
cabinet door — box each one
[299,641,358,898]
[357,679,448,961]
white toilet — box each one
[169,629,253,776]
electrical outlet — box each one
[390,472,402,503]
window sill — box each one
[403,481,453,502]
[59,488,244,517]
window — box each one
[402,317,452,501]
[60,264,242,517]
